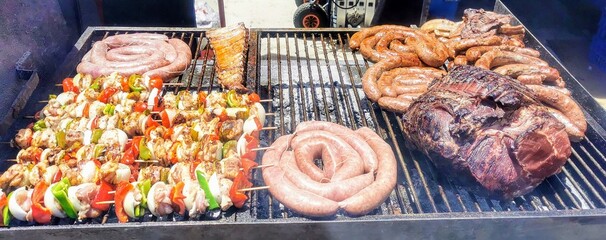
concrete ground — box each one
[207,0,297,28]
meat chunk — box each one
[207,23,249,92]
[402,65,571,199]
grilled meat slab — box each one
[207,23,249,92]
[402,65,571,199]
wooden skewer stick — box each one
[108,191,116,194]
[238,186,270,192]
[240,164,274,171]
[251,146,274,151]
[135,160,159,163]
[39,100,49,103]
[164,82,184,86]
[261,126,277,131]
[55,84,62,87]
[264,112,276,116]
[96,201,115,205]
[5,159,18,162]
[259,99,272,103]
[23,116,36,119]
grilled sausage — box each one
[466,45,540,62]
[389,40,414,53]
[378,96,412,113]
[475,50,548,69]
[262,136,340,217]
[452,35,502,52]
[527,85,586,140]
[349,25,413,50]
[142,39,192,81]
[516,74,545,85]
[498,24,525,36]
[339,127,397,216]
[406,34,449,67]
[543,108,585,142]
[376,32,407,53]
[359,35,420,64]
[420,19,457,32]
[453,55,468,65]
[362,56,412,102]
[290,130,365,182]
[295,121,378,172]
[493,64,564,87]
[280,151,374,202]
[90,41,170,68]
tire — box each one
[293,3,329,28]
[295,0,328,7]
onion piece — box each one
[253,102,266,125]
[123,185,137,219]
[44,183,67,218]
[114,163,132,184]
[8,187,32,221]
[147,88,159,111]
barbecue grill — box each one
[2,1,606,239]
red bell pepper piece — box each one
[115,182,133,223]
[91,180,114,212]
[97,87,118,103]
[169,182,186,215]
[229,171,253,209]
[62,78,79,93]
[31,181,52,224]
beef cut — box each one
[401,65,571,199]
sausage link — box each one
[142,39,192,81]
[280,151,374,202]
[543,108,585,142]
[407,34,449,67]
[378,96,412,113]
[295,121,378,173]
[475,50,548,69]
[389,40,414,53]
[349,25,414,50]
[516,74,545,85]
[339,127,397,216]
[362,56,407,102]
[262,135,340,217]
[453,55,468,65]
[493,64,562,86]
[527,85,586,140]
[466,46,540,62]
[498,24,525,35]
[453,35,502,52]
[290,130,365,181]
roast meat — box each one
[401,65,571,199]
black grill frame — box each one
[1,1,606,238]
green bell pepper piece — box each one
[222,140,238,159]
[49,94,57,100]
[103,104,115,116]
[56,131,66,149]
[3,192,12,226]
[226,90,241,107]
[138,138,152,160]
[196,170,219,210]
[33,120,46,132]
[92,129,103,144]
[51,178,78,219]
[128,74,144,92]
[138,179,151,209]
[93,144,105,158]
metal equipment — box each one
[293,0,377,28]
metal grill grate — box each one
[255,30,606,219]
